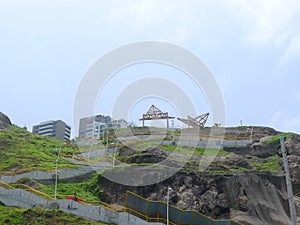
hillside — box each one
[0,125,79,172]
[0,205,109,225]
[87,127,300,225]
[1,120,300,225]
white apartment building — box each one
[78,115,129,139]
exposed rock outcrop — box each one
[0,112,12,129]
[97,170,295,225]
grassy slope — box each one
[38,174,103,201]
[0,125,282,174]
[263,132,293,145]
[1,126,283,199]
[0,125,79,171]
[0,205,110,225]
[250,155,281,173]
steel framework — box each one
[139,105,175,128]
[177,113,209,128]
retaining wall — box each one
[0,162,111,184]
[0,186,164,225]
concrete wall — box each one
[0,186,164,225]
[0,186,49,208]
[0,162,111,184]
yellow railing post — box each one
[146,200,150,221]
[124,191,129,212]
[190,212,195,225]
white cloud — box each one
[103,0,300,54]
[223,0,300,70]
[103,0,201,42]
[224,0,300,45]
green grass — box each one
[38,174,104,201]
[263,132,293,145]
[251,155,282,173]
[0,125,79,172]
[118,138,229,158]
[237,126,251,129]
[0,205,111,225]
[122,140,159,153]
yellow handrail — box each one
[0,181,118,212]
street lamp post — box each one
[111,140,119,167]
[113,140,118,167]
[54,159,59,200]
[171,120,175,144]
[167,187,172,225]
[54,142,64,201]
[106,125,108,149]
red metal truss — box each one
[139,105,175,128]
[177,113,209,128]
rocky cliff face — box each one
[0,112,12,129]
[97,170,295,225]
[93,127,300,225]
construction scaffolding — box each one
[139,105,175,128]
[177,113,209,128]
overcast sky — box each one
[1,0,300,136]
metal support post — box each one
[54,142,63,201]
[280,137,297,225]
[54,159,58,200]
[106,125,108,149]
[167,187,172,225]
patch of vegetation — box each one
[263,132,293,145]
[121,140,159,153]
[251,155,282,173]
[0,205,110,225]
[101,136,117,145]
[0,125,79,172]
[195,147,229,157]
[174,129,181,134]
[132,126,149,129]
[39,174,104,201]
[237,126,251,129]
[87,155,111,164]
[158,144,175,152]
